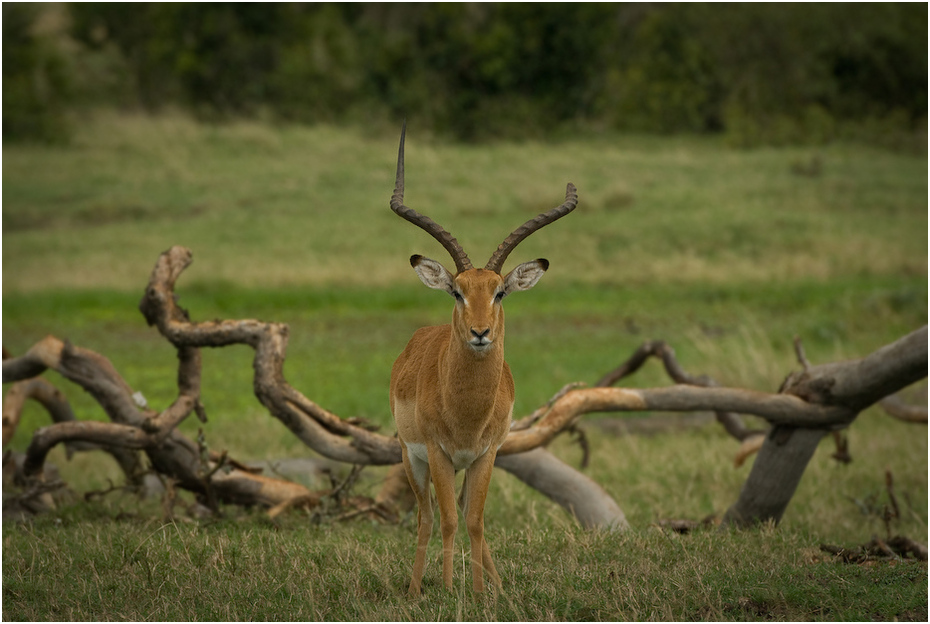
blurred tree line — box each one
[4,2,927,146]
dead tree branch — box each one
[595,339,766,456]
[4,245,925,531]
[2,335,317,513]
[722,326,927,528]
[2,372,143,478]
[495,448,629,531]
[879,393,927,424]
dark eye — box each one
[494,291,506,302]
[451,290,464,301]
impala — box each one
[388,123,578,595]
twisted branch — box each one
[5,245,925,529]
[3,327,316,511]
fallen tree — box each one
[3,246,927,530]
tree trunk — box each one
[496,448,629,530]
[721,426,827,528]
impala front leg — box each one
[463,450,501,593]
[428,446,458,591]
[401,444,433,597]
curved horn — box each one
[484,182,578,273]
[390,122,474,273]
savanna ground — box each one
[2,113,927,620]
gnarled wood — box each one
[2,374,142,473]
[879,393,927,424]
[722,325,927,528]
[3,330,318,513]
[495,448,629,531]
[6,243,924,533]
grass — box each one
[2,113,927,620]
[3,111,926,293]
[2,479,927,621]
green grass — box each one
[2,479,927,621]
[3,112,926,293]
[2,113,927,620]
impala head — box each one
[390,122,577,354]
[408,255,549,353]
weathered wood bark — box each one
[4,245,925,530]
[879,393,927,423]
[495,448,629,530]
[3,377,73,447]
[138,246,400,466]
[721,427,827,527]
[2,374,142,479]
[596,339,764,442]
[781,326,927,413]
[2,335,318,511]
[721,326,928,528]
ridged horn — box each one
[484,182,578,273]
[389,122,474,273]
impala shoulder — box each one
[404,324,451,350]
[393,325,447,392]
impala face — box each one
[411,256,549,355]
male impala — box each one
[389,123,578,595]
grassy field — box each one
[2,113,927,620]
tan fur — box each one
[387,124,570,596]
[391,264,543,595]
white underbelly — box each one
[405,441,429,464]
[403,441,430,489]
[442,443,490,471]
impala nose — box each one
[470,327,491,346]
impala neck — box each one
[440,327,506,415]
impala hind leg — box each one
[462,452,501,593]
[401,446,432,597]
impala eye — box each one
[451,290,464,302]
[494,291,506,302]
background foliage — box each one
[4,2,927,144]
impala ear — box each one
[410,255,455,292]
[503,258,549,294]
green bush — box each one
[46,3,930,144]
[2,3,72,143]
[602,7,721,133]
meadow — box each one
[2,113,927,620]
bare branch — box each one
[781,326,928,412]
[879,393,927,424]
[596,339,764,443]
[4,332,318,513]
[511,382,585,432]
[4,377,76,447]
[139,246,402,465]
[495,448,629,531]
[793,335,812,370]
[139,248,927,469]
[24,420,154,476]
[722,327,927,528]
[500,385,855,455]
[733,434,766,468]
